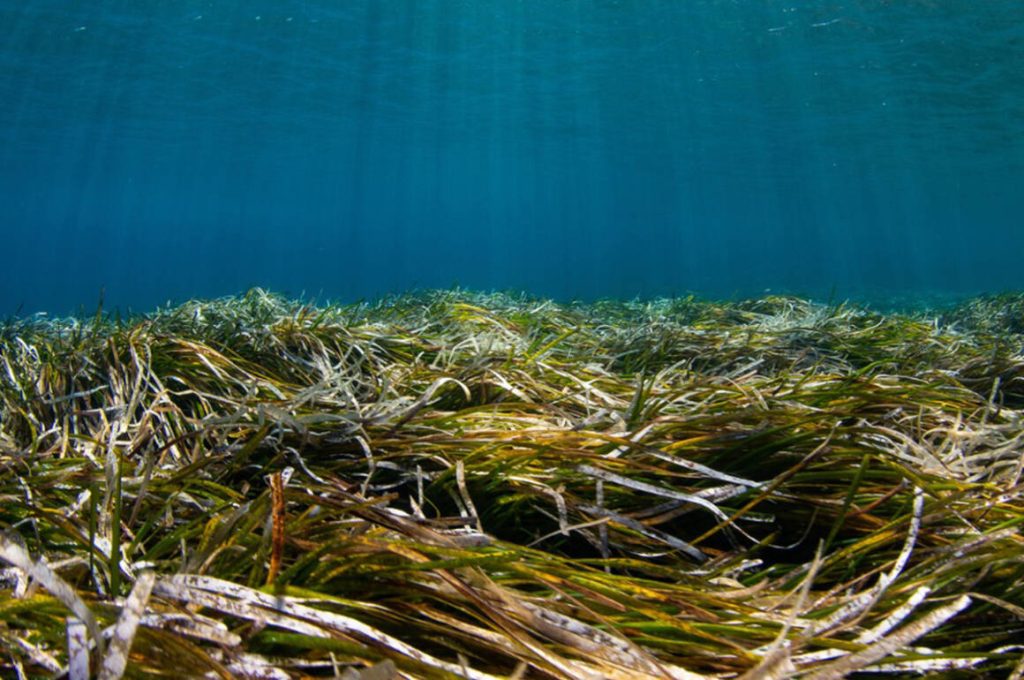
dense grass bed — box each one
[2,289,1023,678]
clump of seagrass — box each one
[1,287,1023,678]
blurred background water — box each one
[1,0,1022,314]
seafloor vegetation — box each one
[1,288,1023,679]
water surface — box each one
[1,1,1022,313]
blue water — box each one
[2,1,1022,314]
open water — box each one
[1,1,1022,314]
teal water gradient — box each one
[1,1,1022,313]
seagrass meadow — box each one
[2,288,1024,679]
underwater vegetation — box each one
[1,288,1023,678]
